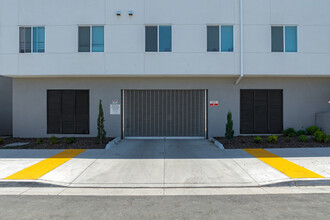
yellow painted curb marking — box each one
[5,149,86,180]
[244,149,324,179]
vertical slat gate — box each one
[124,90,206,138]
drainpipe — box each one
[235,0,244,85]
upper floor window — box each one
[78,26,104,52]
[271,26,297,52]
[19,27,45,53]
[207,25,234,52]
[145,25,172,52]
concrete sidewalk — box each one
[1,140,330,188]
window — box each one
[78,26,104,52]
[19,27,45,53]
[47,90,89,134]
[78,27,90,52]
[145,26,157,52]
[33,27,45,53]
[271,26,297,52]
[221,26,234,52]
[271,26,283,52]
[240,89,283,134]
[145,25,172,52]
[92,26,104,52]
[207,25,234,52]
[285,26,297,52]
[159,26,172,52]
[207,26,219,52]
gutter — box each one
[235,0,244,85]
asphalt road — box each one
[0,194,330,219]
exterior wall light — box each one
[116,11,121,16]
[128,10,134,16]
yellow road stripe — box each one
[5,149,86,180]
[244,149,324,179]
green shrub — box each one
[97,100,107,144]
[0,137,4,145]
[306,126,321,135]
[297,130,307,136]
[283,128,297,137]
[36,138,43,145]
[299,135,307,142]
[267,135,278,143]
[49,136,59,145]
[65,137,76,144]
[254,136,262,143]
[225,111,234,139]
[285,136,291,142]
[313,131,329,143]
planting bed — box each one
[215,136,330,149]
[0,137,114,149]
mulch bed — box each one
[215,136,330,149]
[0,137,114,149]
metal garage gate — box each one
[123,90,207,138]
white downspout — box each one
[235,0,244,84]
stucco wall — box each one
[12,77,330,138]
[1,0,330,77]
[0,76,12,135]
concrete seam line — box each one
[232,157,259,184]
[68,150,106,186]
[19,187,32,195]
[68,158,99,187]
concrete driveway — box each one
[72,139,258,187]
[1,139,330,187]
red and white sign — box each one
[210,101,219,107]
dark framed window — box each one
[145,26,157,52]
[20,27,45,53]
[207,26,219,52]
[145,25,172,52]
[240,89,283,134]
[272,26,297,52]
[47,90,89,134]
[271,26,284,52]
[19,27,32,53]
[78,26,104,52]
[207,25,234,52]
[78,27,91,52]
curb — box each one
[105,137,121,150]
[209,137,225,150]
[2,178,330,189]
[262,179,330,187]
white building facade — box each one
[0,0,329,138]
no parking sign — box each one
[210,101,219,107]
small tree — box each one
[97,100,106,144]
[225,111,234,139]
